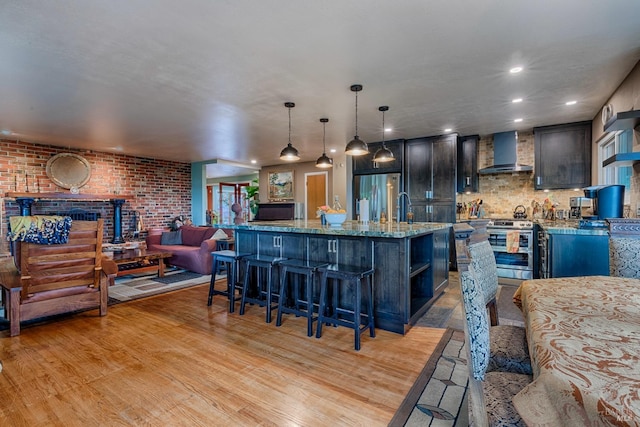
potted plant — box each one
[245,179,260,219]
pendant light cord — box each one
[354,90,359,136]
[323,120,327,152]
[288,106,292,144]
[381,109,385,145]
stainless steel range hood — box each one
[478,131,533,174]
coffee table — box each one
[108,248,173,278]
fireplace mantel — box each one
[5,192,133,201]
[4,192,133,243]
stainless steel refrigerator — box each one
[353,173,401,222]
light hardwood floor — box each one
[0,280,445,426]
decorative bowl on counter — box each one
[324,213,347,227]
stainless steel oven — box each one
[486,219,534,280]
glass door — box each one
[217,182,249,224]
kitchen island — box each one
[222,220,452,334]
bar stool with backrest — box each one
[208,249,249,312]
[315,263,375,351]
[276,258,327,336]
[240,253,286,323]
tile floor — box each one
[416,271,525,330]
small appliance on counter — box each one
[582,185,625,220]
[569,197,591,219]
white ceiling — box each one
[2,1,640,178]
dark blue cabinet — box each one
[545,233,609,278]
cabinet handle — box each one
[536,176,542,186]
[327,240,332,253]
[332,240,338,253]
[273,236,282,248]
[466,176,470,186]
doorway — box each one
[305,172,328,220]
[215,182,249,224]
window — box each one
[598,129,632,204]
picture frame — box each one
[268,171,294,201]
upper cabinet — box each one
[457,135,479,193]
[352,139,404,175]
[533,121,592,190]
[404,134,457,224]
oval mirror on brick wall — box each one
[46,153,92,191]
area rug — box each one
[389,328,469,427]
[108,269,219,303]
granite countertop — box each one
[535,219,609,236]
[219,219,451,238]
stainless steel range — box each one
[486,219,534,279]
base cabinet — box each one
[539,231,609,278]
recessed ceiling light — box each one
[512,98,523,103]
[514,118,523,123]
[565,100,577,106]
[384,128,392,132]
[510,66,523,74]
[0,129,12,135]
[251,159,257,164]
[329,148,336,153]
[444,128,452,132]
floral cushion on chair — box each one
[460,269,490,381]
[610,237,640,279]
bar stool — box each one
[208,250,249,312]
[316,263,375,351]
[240,254,286,323]
[276,259,327,336]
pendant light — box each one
[373,106,394,163]
[316,118,333,168]
[345,84,368,156]
[279,102,300,161]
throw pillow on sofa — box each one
[160,230,182,245]
[211,229,229,240]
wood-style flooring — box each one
[0,280,445,426]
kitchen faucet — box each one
[396,192,412,223]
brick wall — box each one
[1,139,191,255]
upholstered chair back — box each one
[468,240,499,306]
[609,237,640,278]
[460,268,491,381]
[608,219,640,279]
